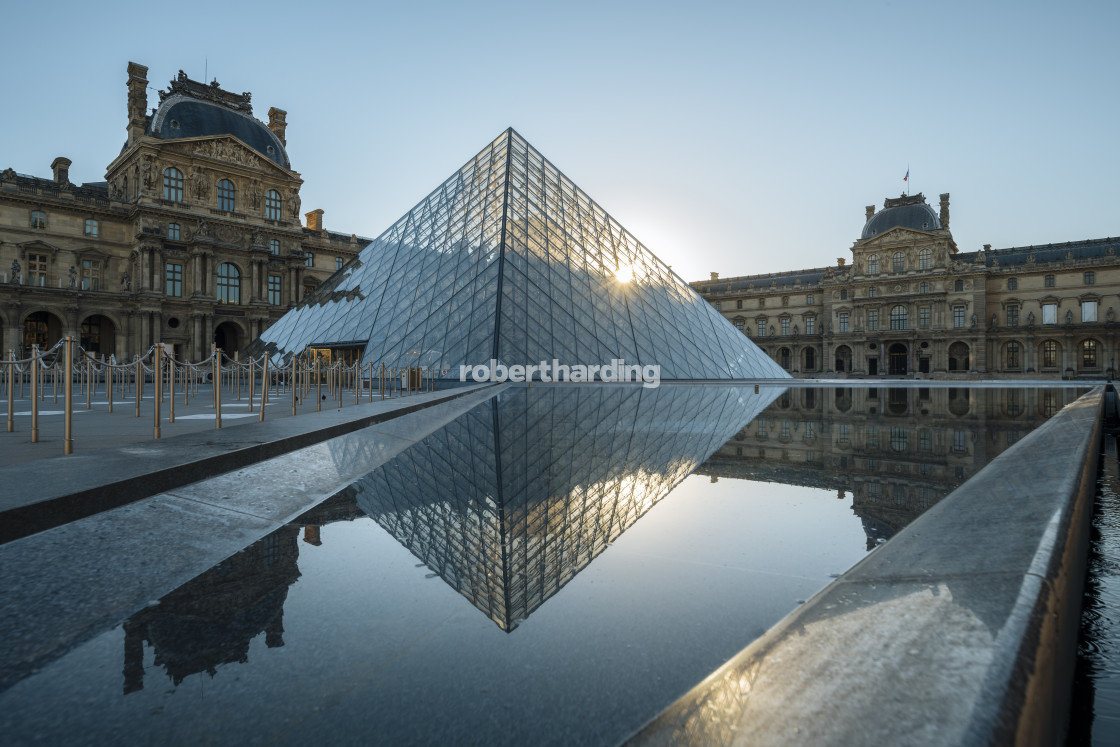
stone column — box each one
[191,249,203,298]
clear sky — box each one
[2,0,1116,281]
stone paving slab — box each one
[0,383,497,544]
[0,384,505,696]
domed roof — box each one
[861,193,941,239]
[145,72,290,169]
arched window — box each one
[892,252,905,273]
[217,179,236,212]
[163,167,183,202]
[918,248,931,270]
[1082,339,1099,368]
[1041,340,1059,368]
[868,254,880,275]
[890,305,907,330]
[266,189,282,220]
[217,263,240,304]
[1006,341,1021,369]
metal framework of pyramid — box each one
[253,129,788,380]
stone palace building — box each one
[0,62,365,361]
[694,193,1120,378]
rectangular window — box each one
[269,239,280,255]
[84,219,99,237]
[805,422,816,439]
[80,259,100,291]
[1043,303,1057,325]
[305,252,314,268]
[840,289,848,300]
[30,210,46,229]
[919,429,931,451]
[335,257,344,271]
[839,312,849,332]
[1045,274,1055,288]
[736,299,742,310]
[806,294,814,305]
[165,263,183,297]
[953,305,965,328]
[1083,300,1098,322]
[838,424,850,443]
[757,319,767,337]
[919,306,930,330]
[780,318,790,335]
[1007,305,1019,326]
[1006,341,1020,368]
[866,427,879,448]
[268,274,282,305]
[953,429,967,452]
[28,253,47,286]
[1085,271,1096,285]
[733,319,744,333]
[167,222,181,241]
[805,317,816,335]
[867,309,879,331]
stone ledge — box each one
[627,386,1103,746]
[0,383,498,545]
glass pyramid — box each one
[252,129,788,380]
[347,384,782,630]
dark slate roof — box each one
[3,172,110,202]
[861,198,941,239]
[962,237,1119,267]
[693,267,829,294]
[147,95,290,169]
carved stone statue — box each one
[289,188,301,220]
[970,313,976,328]
[141,155,155,191]
[68,266,77,288]
[991,313,998,328]
[1108,307,1115,322]
[1066,309,1073,324]
[9,259,20,284]
[248,180,262,211]
[190,167,210,201]
[120,271,131,292]
[250,228,264,248]
[194,220,212,239]
[1027,311,1035,326]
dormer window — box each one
[217,179,236,212]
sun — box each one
[614,264,634,283]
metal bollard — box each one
[259,353,269,422]
[154,344,162,439]
[64,337,73,455]
[30,345,39,443]
[7,350,13,433]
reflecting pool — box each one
[0,384,1087,745]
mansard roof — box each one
[692,268,829,295]
[963,237,1119,267]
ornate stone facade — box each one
[694,193,1120,378]
[0,62,366,360]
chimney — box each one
[837,257,846,267]
[305,208,324,231]
[939,193,950,229]
[983,244,991,251]
[126,62,149,146]
[268,107,287,146]
[51,157,71,185]
[865,205,875,221]
[710,272,719,281]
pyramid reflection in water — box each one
[351,384,781,631]
[252,129,787,380]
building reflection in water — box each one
[121,491,366,694]
[120,384,779,691]
[699,386,1086,548]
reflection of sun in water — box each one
[615,264,634,283]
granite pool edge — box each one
[627,386,1104,746]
